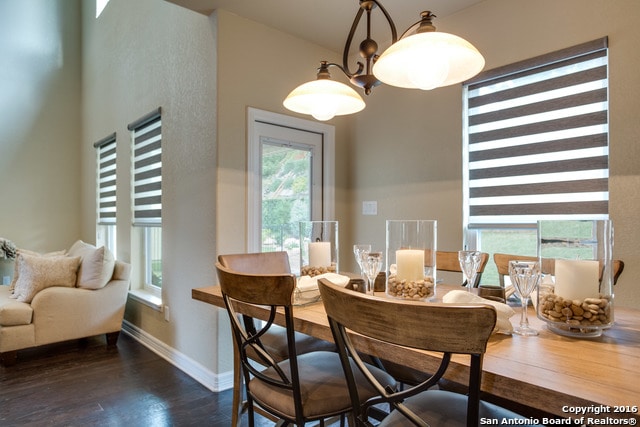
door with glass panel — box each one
[251,121,323,274]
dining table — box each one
[192,281,640,426]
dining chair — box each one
[217,252,337,425]
[215,259,397,427]
[493,253,624,287]
[436,250,489,287]
[318,278,544,427]
[373,250,490,388]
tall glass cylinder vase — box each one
[536,220,614,337]
[385,220,436,301]
[0,258,14,285]
[299,221,338,277]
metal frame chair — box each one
[216,255,395,426]
[319,278,543,427]
[218,252,336,425]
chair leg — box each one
[231,339,243,426]
[106,331,120,347]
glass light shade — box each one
[283,79,365,121]
[373,31,485,90]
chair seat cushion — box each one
[378,389,544,427]
[249,351,396,420]
[255,324,336,362]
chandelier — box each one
[283,1,485,121]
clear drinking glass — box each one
[509,260,541,336]
[363,252,383,295]
[353,244,371,278]
[458,250,482,290]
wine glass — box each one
[353,244,371,278]
[509,260,541,336]
[458,250,482,290]
[363,252,383,295]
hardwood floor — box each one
[0,333,275,427]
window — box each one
[247,108,335,275]
[94,132,117,254]
[462,38,609,284]
[129,108,162,295]
[95,0,110,18]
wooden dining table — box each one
[192,283,640,426]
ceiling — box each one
[165,0,484,53]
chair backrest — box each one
[436,250,489,287]
[215,256,306,421]
[493,253,624,287]
[218,251,291,275]
[318,278,496,427]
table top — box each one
[192,283,640,423]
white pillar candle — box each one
[309,242,331,267]
[396,249,425,282]
[554,259,600,301]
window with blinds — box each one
[95,133,117,225]
[463,38,609,228]
[129,108,162,226]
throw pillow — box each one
[9,249,67,292]
[12,254,81,303]
[67,240,115,289]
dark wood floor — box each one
[0,333,276,427]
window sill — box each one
[128,289,163,311]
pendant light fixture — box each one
[373,11,485,90]
[283,1,484,121]
[283,61,366,121]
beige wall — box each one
[81,0,222,377]
[215,10,353,258]
[348,0,640,307]
[81,2,353,384]
[0,0,82,252]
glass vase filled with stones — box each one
[536,220,614,338]
[299,221,339,277]
[385,220,436,301]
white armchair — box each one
[0,242,131,366]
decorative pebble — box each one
[538,289,612,331]
[386,274,434,300]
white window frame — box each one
[128,108,163,307]
[247,108,335,253]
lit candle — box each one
[396,249,425,282]
[554,259,600,301]
[309,242,331,267]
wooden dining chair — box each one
[369,250,490,388]
[493,253,625,287]
[215,258,396,427]
[217,252,336,425]
[318,278,544,427]
[436,250,489,287]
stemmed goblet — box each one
[509,260,541,336]
[458,250,482,290]
[353,244,371,279]
[363,252,383,296]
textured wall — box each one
[0,0,81,252]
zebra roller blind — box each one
[128,108,162,226]
[463,38,609,228]
[94,133,117,225]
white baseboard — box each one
[121,320,234,392]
